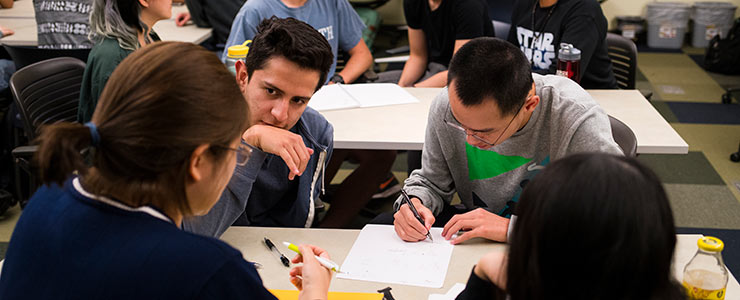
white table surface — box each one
[321,88,689,154]
[221,227,738,299]
[0,0,34,18]
[0,3,211,45]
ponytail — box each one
[35,122,97,185]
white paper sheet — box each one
[308,83,419,111]
[337,224,454,288]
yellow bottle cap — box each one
[227,40,251,58]
[698,236,724,252]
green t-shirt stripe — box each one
[466,143,532,180]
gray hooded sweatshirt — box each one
[395,74,623,219]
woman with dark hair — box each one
[78,0,171,122]
[0,42,332,300]
[457,153,685,300]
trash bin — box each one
[616,16,646,43]
[691,2,737,48]
[646,2,691,49]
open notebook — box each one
[307,83,419,111]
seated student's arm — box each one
[336,40,372,84]
[177,0,209,27]
[0,0,13,8]
[393,92,458,242]
[196,251,279,299]
[183,143,268,237]
[547,9,602,78]
[397,28,428,87]
[221,7,259,61]
[561,106,623,157]
[457,251,508,300]
[414,39,469,87]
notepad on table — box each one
[270,289,383,300]
[307,83,419,111]
[336,224,454,288]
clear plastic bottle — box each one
[556,43,581,84]
[225,40,251,75]
[682,236,728,300]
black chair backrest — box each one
[609,115,637,157]
[10,57,86,141]
[605,33,637,90]
[2,45,90,71]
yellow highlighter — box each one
[283,242,342,273]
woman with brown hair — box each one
[0,42,332,300]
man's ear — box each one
[235,60,249,87]
[188,144,211,182]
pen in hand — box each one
[264,237,290,267]
[401,190,433,241]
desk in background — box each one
[221,227,739,299]
[321,88,689,154]
[0,2,211,46]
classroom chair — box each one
[2,45,91,71]
[609,115,637,157]
[605,33,637,90]
[10,57,86,207]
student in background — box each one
[175,0,245,52]
[34,0,94,49]
[223,0,372,85]
[386,37,622,244]
[0,41,333,300]
[184,17,335,235]
[507,0,617,89]
[377,0,494,88]
[457,153,686,300]
[77,0,171,123]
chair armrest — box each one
[11,145,37,160]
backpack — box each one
[705,18,740,75]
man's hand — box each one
[393,197,435,242]
[442,208,510,244]
[0,25,14,37]
[242,125,314,180]
[473,251,507,287]
[289,244,332,300]
[175,12,191,26]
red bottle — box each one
[556,43,581,84]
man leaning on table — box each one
[387,37,623,244]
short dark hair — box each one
[447,37,533,116]
[506,153,684,300]
[245,17,334,92]
[36,42,248,216]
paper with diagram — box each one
[336,224,454,288]
[308,83,419,111]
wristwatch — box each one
[329,74,345,84]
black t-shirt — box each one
[404,0,494,67]
[507,0,617,89]
[186,0,245,46]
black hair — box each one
[506,153,685,300]
[245,17,334,92]
[447,37,533,116]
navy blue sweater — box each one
[0,178,278,300]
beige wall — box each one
[602,0,740,29]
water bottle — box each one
[556,43,581,84]
[225,40,251,75]
[682,236,728,299]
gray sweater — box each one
[396,74,623,217]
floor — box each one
[0,40,739,258]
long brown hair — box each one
[35,41,248,216]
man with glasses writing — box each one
[387,37,622,244]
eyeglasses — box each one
[444,98,529,148]
[216,143,253,166]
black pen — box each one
[401,190,433,241]
[264,237,290,267]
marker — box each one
[264,237,290,267]
[283,242,342,273]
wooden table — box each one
[221,227,738,299]
[0,2,211,45]
[320,88,689,154]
